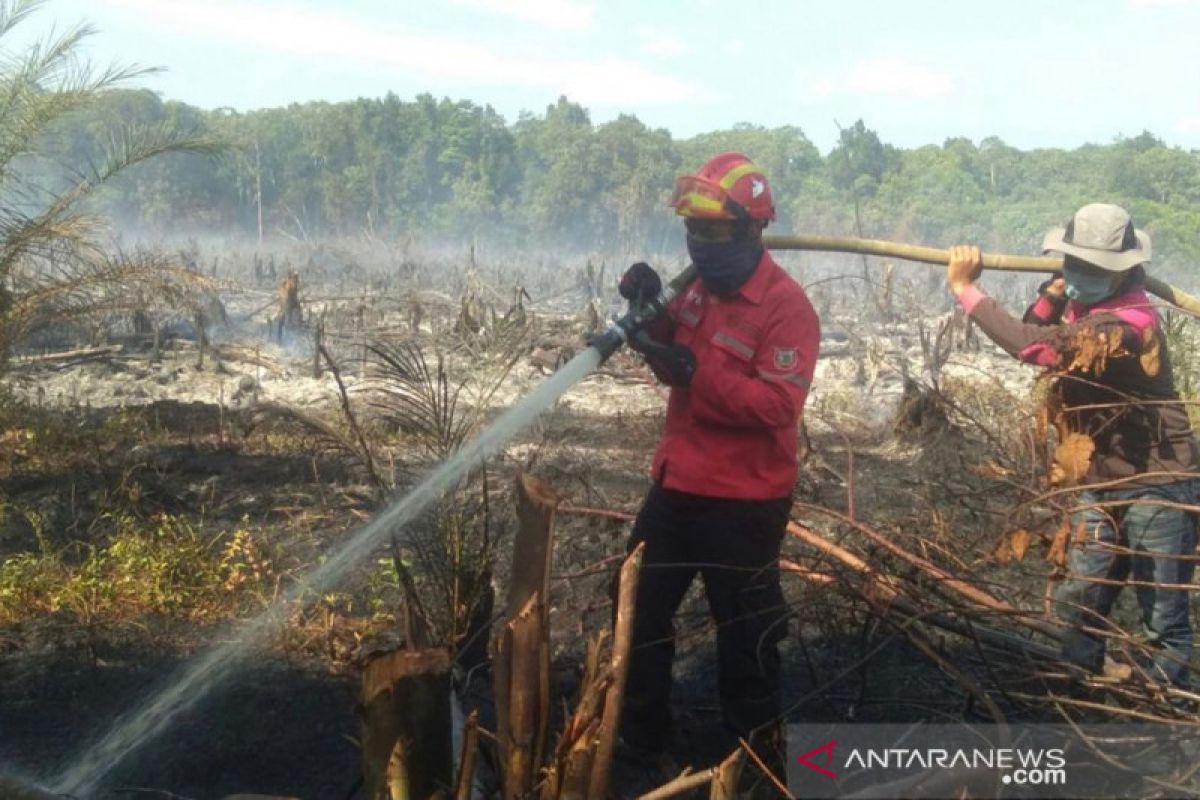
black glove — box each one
[618,262,662,306]
[633,329,695,387]
[649,344,696,387]
[657,345,696,388]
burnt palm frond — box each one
[244,401,379,487]
[366,340,473,461]
[0,248,212,354]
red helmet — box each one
[669,152,775,222]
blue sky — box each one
[18,0,1200,153]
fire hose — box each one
[588,235,1200,363]
[763,233,1200,316]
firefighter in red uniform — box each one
[615,153,820,784]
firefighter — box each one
[615,153,820,785]
[946,204,1199,690]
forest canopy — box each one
[51,89,1200,276]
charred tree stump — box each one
[587,543,643,800]
[151,324,162,364]
[494,472,559,799]
[312,313,324,379]
[507,472,558,619]
[277,270,303,341]
[132,308,152,336]
[498,595,546,799]
[359,648,453,800]
[195,309,208,371]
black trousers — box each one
[619,483,791,751]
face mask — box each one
[1063,264,1119,307]
[685,235,762,295]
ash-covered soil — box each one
[0,253,1058,797]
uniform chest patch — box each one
[774,348,797,369]
[725,313,762,338]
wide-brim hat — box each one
[1041,203,1151,272]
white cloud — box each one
[1175,115,1200,132]
[109,0,693,106]
[1128,0,1194,7]
[449,0,594,30]
[845,58,954,98]
[554,59,693,104]
[809,78,835,97]
[634,24,686,58]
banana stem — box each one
[763,234,1200,316]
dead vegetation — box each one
[2,238,1200,797]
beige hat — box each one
[1041,203,1151,272]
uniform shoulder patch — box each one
[774,347,797,370]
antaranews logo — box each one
[837,744,1067,786]
[787,725,1092,799]
[795,739,838,780]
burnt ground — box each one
[2,644,360,798]
[0,344,1075,798]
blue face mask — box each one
[1063,264,1119,307]
[685,235,762,295]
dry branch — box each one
[784,520,1070,668]
[709,750,744,800]
[790,511,1064,642]
[454,710,480,800]
[637,769,710,800]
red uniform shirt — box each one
[649,250,819,499]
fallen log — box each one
[12,344,123,366]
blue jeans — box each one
[1054,479,1198,686]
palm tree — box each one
[0,0,222,364]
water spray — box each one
[47,263,695,797]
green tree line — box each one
[48,89,1200,274]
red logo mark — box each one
[797,739,838,780]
